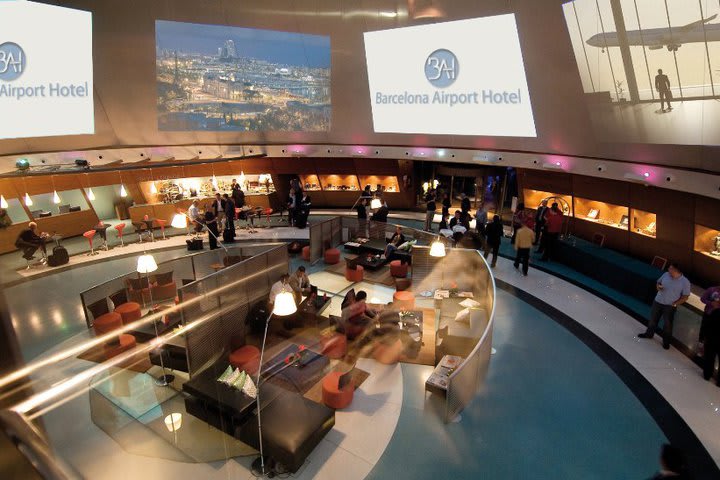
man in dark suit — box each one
[15,222,48,262]
[222,193,235,233]
[655,69,673,112]
[534,199,548,247]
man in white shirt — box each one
[187,200,201,233]
[269,274,291,307]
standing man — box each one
[655,69,673,112]
[223,193,235,234]
[231,179,245,209]
[698,284,720,354]
[540,203,563,261]
[638,263,691,350]
[534,199,549,247]
[475,203,488,244]
[424,191,436,232]
[213,193,225,229]
[513,220,535,276]
[484,215,503,268]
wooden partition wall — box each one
[517,169,720,286]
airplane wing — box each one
[680,13,718,31]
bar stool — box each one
[114,223,126,247]
[263,208,273,227]
[83,230,98,256]
[155,219,167,240]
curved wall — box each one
[0,0,718,173]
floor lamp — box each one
[137,253,174,386]
[251,290,297,477]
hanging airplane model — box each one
[586,14,718,52]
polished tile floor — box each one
[3,236,719,478]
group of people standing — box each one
[185,178,247,249]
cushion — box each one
[397,239,417,251]
[87,298,110,320]
[109,290,128,308]
[229,345,261,374]
[153,271,174,286]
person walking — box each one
[699,285,720,356]
[638,263,691,349]
[511,202,527,245]
[513,221,535,276]
[540,203,563,261]
[702,308,720,386]
[424,191,436,231]
[484,215,503,268]
[655,69,673,112]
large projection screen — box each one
[364,15,536,138]
[0,1,94,140]
[155,21,331,132]
[563,0,720,145]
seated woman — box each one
[383,226,406,258]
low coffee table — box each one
[355,252,388,271]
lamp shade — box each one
[150,182,158,194]
[52,190,61,204]
[171,213,188,229]
[370,197,382,209]
[0,195,8,209]
[87,188,96,201]
[24,193,33,206]
[164,413,182,432]
[136,254,158,274]
[238,171,246,188]
[273,291,297,316]
[429,239,446,257]
[120,184,128,197]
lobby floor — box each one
[5,239,720,478]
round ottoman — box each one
[93,312,123,335]
[114,302,142,324]
[372,338,404,364]
[229,345,261,374]
[393,290,415,310]
[104,334,137,359]
[390,260,408,278]
[324,248,340,264]
[320,333,348,360]
[395,278,412,291]
[302,246,311,261]
[321,371,355,409]
[345,265,364,282]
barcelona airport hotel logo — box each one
[374,48,525,107]
[364,15,536,137]
[0,41,90,99]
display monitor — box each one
[363,14,536,137]
[563,0,720,145]
[0,1,94,140]
[155,21,331,132]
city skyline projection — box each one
[156,20,331,132]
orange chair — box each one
[302,246,311,261]
[321,371,354,409]
[393,291,415,310]
[324,248,340,265]
[93,312,123,335]
[114,223,126,247]
[320,333,348,360]
[155,219,167,240]
[345,264,364,282]
[229,345,261,375]
[83,230,98,256]
[114,302,142,324]
[390,260,408,278]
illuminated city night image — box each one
[155,20,331,132]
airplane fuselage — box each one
[587,24,720,49]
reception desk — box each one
[0,209,100,255]
[128,193,280,224]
